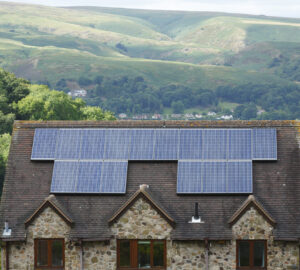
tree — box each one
[0,133,11,191]
[171,101,184,114]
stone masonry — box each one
[3,200,299,269]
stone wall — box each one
[3,200,299,270]
[111,197,173,239]
[4,206,80,270]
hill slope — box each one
[0,2,299,118]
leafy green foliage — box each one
[0,68,116,194]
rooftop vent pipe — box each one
[2,221,11,237]
[189,203,204,224]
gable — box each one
[111,197,173,239]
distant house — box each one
[68,89,87,97]
[118,113,128,119]
[0,120,300,270]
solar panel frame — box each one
[202,129,228,160]
[227,161,253,193]
[177,161,202,193]
[154,129,179,160]
[129,129,155,160]
[76,161,102,193]
[50,161,79,193]
[252,128,277,160]
[55,129,82,160]
[31,128,59,160]
[202,161,227,193]
[104,129,131,160]
[99,161,128,193]
[80,129,106,160]
[228,129,252,160]
[179,129,202,160]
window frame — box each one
[117,239,166,270]
[236,240,267,270]
[34,238,65,270]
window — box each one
[237,240,267,269]
[34,239,64,269]
[117,240,166,269]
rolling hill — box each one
[0,2,299,118]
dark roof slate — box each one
[1,120,299,241]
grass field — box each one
[0,2,299,91]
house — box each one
[0,120,300,270]
[68,89,87,98]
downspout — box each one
[205,238,209,270]
[6,241,9,270]
[1,242,4,270]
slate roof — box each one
[0,120,300,241]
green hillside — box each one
[0,2,299,118]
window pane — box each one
[37,240,48,266]
[138,241,151,268]
[52,240,63,266]
[153,241,164,267]
[239,241,250,266]
[120,240,131,267]
[254,242,265,267]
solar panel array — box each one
[31,128,277,161]
[31,128,277,194]
[51,161,128,193]
[177,161,252,194]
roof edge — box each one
[25,196,74,226]
[228,195,276,227]
[108,185,175,227]
[13,120,300,129]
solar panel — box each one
[154,129,179,160]
[228,129,252,160]
[56,129,82,159]
[177,161,202,193]
[80,129,105,160]
[77,161,102,193]
[51,161,78,193]
[129,129,155,160]
[104,129,131,159]
[179,129,202,159]
[253,129,277,160]
[202,129,227,160]
[31,129,58,160]
[202,161,227,193]
[100,161,128,193]
[227,161,252,193]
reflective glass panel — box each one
[52,240,63,267]
[254,242,265,267]
[153,241,164,267]
[37,240,48,266]
[138,241,151,268]
[120,240,131,267]
[239,241,250,266]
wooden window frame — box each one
[117,239,166,270]
[34,238,65,270]
[236,240,267,270]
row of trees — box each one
[83,75,300,120]
[0,69,115,194]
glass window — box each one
[254,241,265,267]
[52,240,63,267]
[118,239,166,269]
[238,241,250,266]
[35,239,64,269]
[138,241,151,268]
[237,240,266,269]
[120,240,131,267]
[37,240,48,266]
[153,241,164,267]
